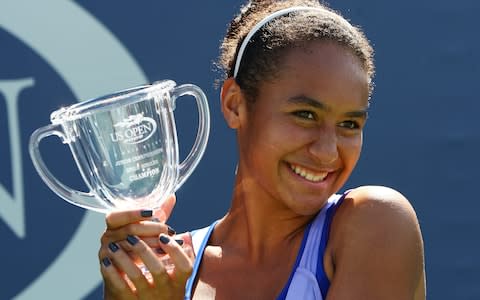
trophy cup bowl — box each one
[29,80,210,213]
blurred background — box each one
[0,1,478,299]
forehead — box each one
[283,41,367,84]
[261,41,370,108]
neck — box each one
[212,175,313,263]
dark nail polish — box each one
[156,248,166,254]
[108,242,119,252]
[167,226,176,236]
[159,235,170,244]
[102,257,111,267]
[151,217,161,223]
[175,239,184,246]
[126,235,138,246]
[141,210,153,217]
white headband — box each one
[233,6,325,78]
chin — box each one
[286,195,331,216]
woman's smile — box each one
[289,162,329,182]
[283,160,338,194]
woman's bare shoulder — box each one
[357,184,416,209]
[325,185,426,299]
[334,185,423,255]
[337,185,420,228]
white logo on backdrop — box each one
[0,78,35,239]
[0,1,147,299]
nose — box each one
[308,125,339,164]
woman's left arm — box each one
[325,186,426,300]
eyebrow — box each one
[287,95,368,119]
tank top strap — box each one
[315,190,350,297]
[297,194,341,271]
[281,192,348,300]
[184,220,218,300]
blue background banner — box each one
[0,1,478,299]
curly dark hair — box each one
[217,0,375,101]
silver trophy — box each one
[29,80,210,213]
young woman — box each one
[98,1,426,299]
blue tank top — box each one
[184,192,347,300]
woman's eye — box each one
[338,120,360,129]
[293,110,315,120]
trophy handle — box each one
[171,84,210,190]
[29,124,110,212]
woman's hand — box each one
[98,195,194,300]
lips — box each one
[289,163,329,183]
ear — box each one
[220,78,246,129]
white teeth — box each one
[290,164,327,182]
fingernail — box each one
[167,226,176,236]
[141,210,153,217]
[175,239,184,246]
[159,235,170,244]
[108,242,119,252]
[102,257,112,267]
[126,235,139,246]
[151,217,161,223]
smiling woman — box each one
[98,1,426,299]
